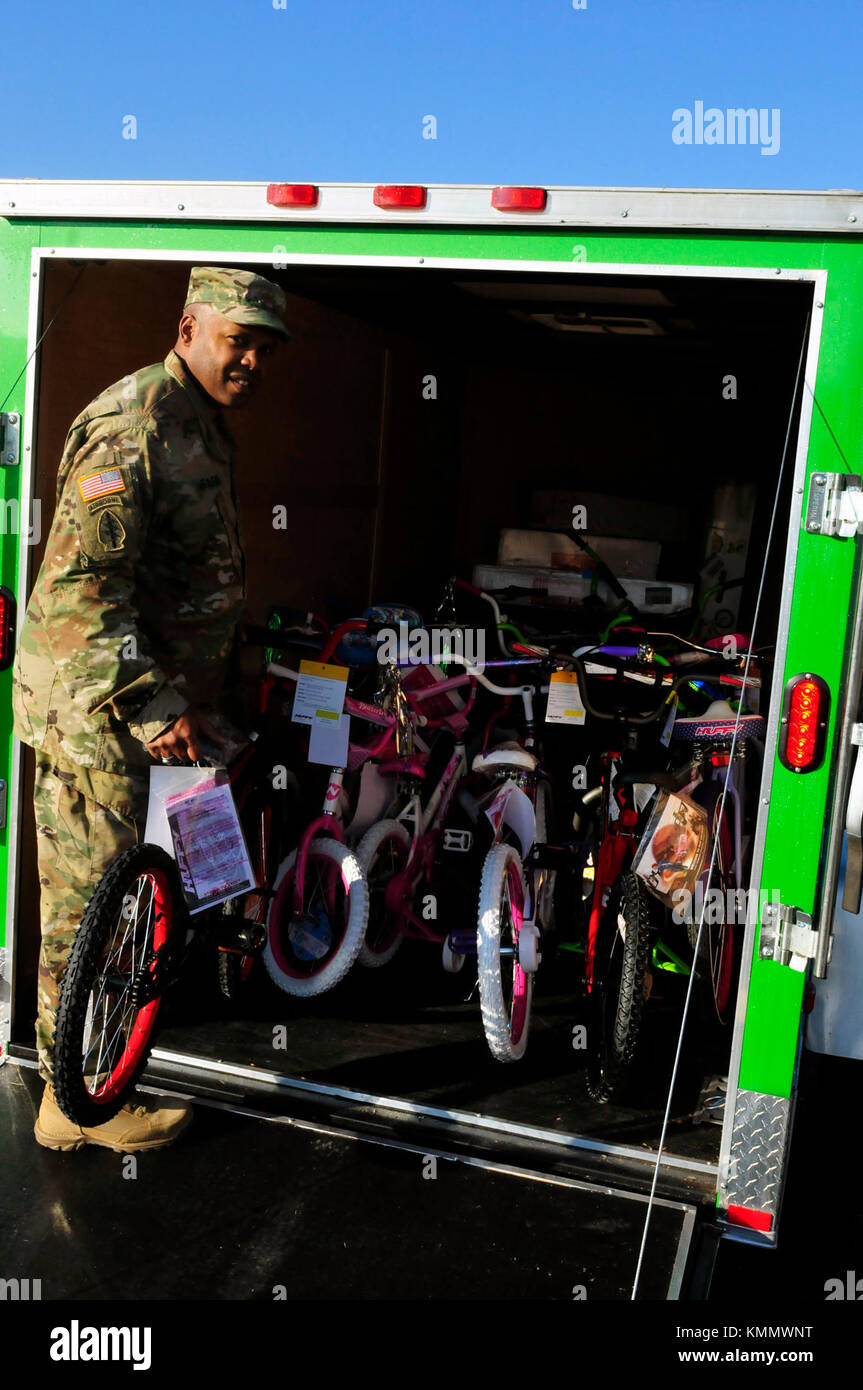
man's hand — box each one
[144,709,228,763]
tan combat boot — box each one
[34,1084,193,1153]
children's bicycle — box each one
[51,717,295,1126]
[575,643,764,1102]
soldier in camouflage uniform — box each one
[12,267,290,1150]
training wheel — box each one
[518,923,541,974]
[442,936,466,973]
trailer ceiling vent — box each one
[522,311,666,336]
[491,187,547,211]
[266,184,319,207]
[778,673,829,772]
[373,185,427,209]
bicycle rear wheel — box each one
[688,793,738,1024]
[53,844,185,1126]
[586,870,652,1103]
[356,819,411,967]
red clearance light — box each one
[491,186,547,212]
[266,184,319,207]
[779,673,829,772]
[726,1204,772,1233]
[0,585,16,671]
[373,185,426,209]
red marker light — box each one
[373,185,426,209]
[266,184,319,207]
[779,673,829,772]
[0,586,16,671]
[491,187,547,212]
[727,1204,772,1233]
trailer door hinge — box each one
[805,472,863,538]
[0,413,20,468]
[760,901,819,971]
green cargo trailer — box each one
[2,180,863,1297]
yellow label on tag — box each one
[551,671,580,685]
[299,660,348,681]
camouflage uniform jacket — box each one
[12,349,246,774]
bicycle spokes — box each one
[82,873,167,1098]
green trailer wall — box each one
[1,215,860,1141]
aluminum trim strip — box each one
[32,245,825,285]
[139,1077,698,1212]
[2,248,44,1051]
[3,181,863,232]
[667,1205,698,1301]
[718,273,826,1191]
[149,1046,719,1176]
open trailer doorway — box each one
[9,249,816,1213]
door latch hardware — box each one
[805,472,863,538]
[0,413,20,468]
[760,901,819,971]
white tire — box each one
[263,838,369,997]
[477,843,532,1062]
[355,819,411,967]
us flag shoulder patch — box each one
[78,468,126,502]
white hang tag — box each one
[291,659,348,726]
[546,670,586,725]
[308,710,351,766]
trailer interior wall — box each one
[12,254,813,1167]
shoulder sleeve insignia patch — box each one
[97,509,126,551]
[78,468,126,502]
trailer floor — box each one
[0,1062,698,1301]
[151,942,725,1172]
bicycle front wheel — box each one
[477,843,532,1062]
[53,844,184,1126]
[586,870,651,1104]
[263,837,368,996]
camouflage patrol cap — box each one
[185,266,291,340]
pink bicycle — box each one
[261,618,404,996]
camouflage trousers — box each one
[32,753,150,1082]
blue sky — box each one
[2,0,861,188]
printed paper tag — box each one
[291,659,348,726]
[308,710,351,766]
[660,693,679,748]
[165,782,256,914]
[546,670,586,725]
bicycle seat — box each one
[472,743,538,776]
[671,701,766,742]
[376,755,428,779]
